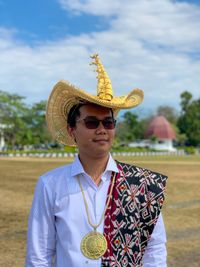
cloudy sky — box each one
[0,0,199,116]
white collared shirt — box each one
[25,155,167,267]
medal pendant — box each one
[81,231,107,259]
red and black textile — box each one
[102,161,167,267]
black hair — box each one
[67,103,85,127]
[67,103,114,127]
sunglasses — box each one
[76,116,116,129]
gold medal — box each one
[81,231,107,259]
[77,173,117,260]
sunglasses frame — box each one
[76,116,116,130]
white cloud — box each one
[58,0,122,16]
[59,0,200,52]
[0,0,200,114]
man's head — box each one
[67,103,116,159]
[46,54,143,146]
[67,103,114,128]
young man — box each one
[25,54,167,267]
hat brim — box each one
[46,80,144,146]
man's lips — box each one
[93,139,108,142]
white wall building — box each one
[129,116,176,152]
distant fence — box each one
[0,150,195,158]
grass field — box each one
[0,155,199,267]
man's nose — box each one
[96,121,106,132]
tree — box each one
[156,105,178,124]
[180,91,192,112]
[177,91,200,146]
[116,111,145,144]
[0,91,52,149]
[0,90,29,148]
[28,101,51,146]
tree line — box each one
[0,91,51,149]
[116,91,200,147]
[0,90,199,150]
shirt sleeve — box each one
[25,177,56,267]
[142,213,167,267]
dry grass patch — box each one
[0,156,199,267]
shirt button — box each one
[85,260,89,264]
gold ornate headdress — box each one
[91,53,113,101]
[46,54,144,146]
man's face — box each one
[68,104,116,159]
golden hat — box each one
[46,54,144,146]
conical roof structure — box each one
[145,116,176,140]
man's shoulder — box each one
[40,162,72,186]
[116,160,167,181]
[116,160,167,205]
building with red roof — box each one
[129,116,176,151]
[145,116,176,151]
[145,116,176,140]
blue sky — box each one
[0,0,105,42]
[0,0,200,116]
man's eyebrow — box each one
[83,116,113,119]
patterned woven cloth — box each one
[102,161,167,267]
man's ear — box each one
[67,125,74,137]
[67,125,76,142]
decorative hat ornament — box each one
[46,53,144,146]
[90,53,113,101]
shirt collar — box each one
[71,153,119,177]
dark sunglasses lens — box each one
[84,117,116,129]
[84,119,99,129]
[102,118,116,129]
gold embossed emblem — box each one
[77,173,117,260]
[81,231,107,259]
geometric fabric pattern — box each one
[102,161,167,267]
